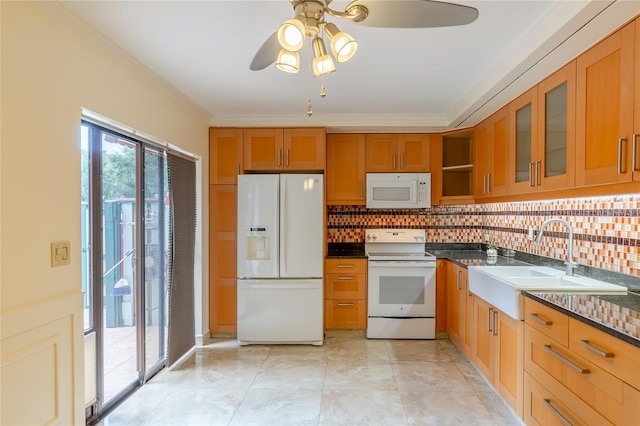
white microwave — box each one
[366,173,431,209]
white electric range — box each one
[365,229,436,339]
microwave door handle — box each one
[411,180,418,203]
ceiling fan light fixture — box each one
[311,37,335,77]
[277,18,306,51]
[324,23,358,62]
[276,49,300,73]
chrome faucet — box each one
[534,218,578,276]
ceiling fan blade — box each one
[250,32,280,71]
[348,0,479,28]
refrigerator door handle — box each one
[280,175,287,277]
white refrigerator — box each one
[237,174,324,345]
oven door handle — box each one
[368,262,436,268]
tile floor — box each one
[100,337,523,426]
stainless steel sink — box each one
[468,265,627,320]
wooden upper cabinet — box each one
[474,118,490,198]
[398,134,431,172]
[510,87,539,194]
[510,61,577,196]
[243,128,325,171]
[634,16,640,182]
[440,130,474,202]
[576,21,636,186]
[243,128,283,170]
[475,107,508,198]
[366,134,430,172]
[536,60,576,192]
[326,133,366,205]
[283,128,325,170]
[209,128,243,184]
[366,134,398,171]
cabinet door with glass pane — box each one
[510,87,538,194]
[536,61,576,192]
[511,62,576,194]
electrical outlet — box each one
[527,228,535,240]
[484,233,490,242]
[51,241,71,267]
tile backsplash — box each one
[327,194,640,276]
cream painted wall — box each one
[1,1,210,423]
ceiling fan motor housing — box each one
[292,0,325,36]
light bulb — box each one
[277,18,305,52]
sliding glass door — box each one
[82,121,169,419]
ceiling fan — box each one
[250,0,479,72]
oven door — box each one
[368,261,436,317]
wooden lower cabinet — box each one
[524,372,609,426]
[324,258,367,329]
[524,297,640,426]
[325,300,366,329]
[471,295,524,417]
[446,261,471,354]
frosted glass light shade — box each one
[276,49,300,73]
[277,18,305,51]
[324,23,358,62]
[311,37,335,76]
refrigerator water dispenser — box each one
[245,227,270,260]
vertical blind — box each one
[167,153,197,366]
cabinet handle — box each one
[285,149,290,167]
[488,308,493,332]
[579,340,614,358]
[456,270,461,290]
[400,153,405,169]
[237,164,240,175]
[633,134,639,172]
[544,345,590,374]
[529,313,553,326]
[336,264,355,269]
[277,149,282,167]
[493,310,498,336]
[336,303,355,307]
[542,399,573,426]
[336,276,355,281]
[392,153,397,169]
[359,181,363,198]
[617,138,626,174]
[483,175,487,194]
[535,161,540,186]
[487,174,491,193]
[529,162,535,187]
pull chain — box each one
[306,35,313,117]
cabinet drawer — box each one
[325,258,366,274]
[525,297,569,346]
[524,372,612,426]
[325,299,366,329]
[325,273,366,299]
[525,325,625,425]
[569,318,640,391]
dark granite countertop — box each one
[326,243,366,259]
[426,249,532,268]
[523,292,640,348]
[326,242,640,347]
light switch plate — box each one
[51,241,71,267]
